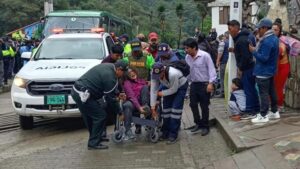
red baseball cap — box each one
[148,32,158,40]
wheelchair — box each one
[111,100,161,144]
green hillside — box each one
[0,0,212,47]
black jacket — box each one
[233,30,255,71]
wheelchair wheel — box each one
[111,130,123,143]
[148,128,159,143]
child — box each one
[228,78,246,121]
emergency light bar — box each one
[51,28,105,34]
[91,28,105,33]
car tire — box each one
[19,115,34,130]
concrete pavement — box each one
[1,88,300,168]
[0,92,231,169]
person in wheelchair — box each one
[122,68,151,139]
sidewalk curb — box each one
[213,112,249,153]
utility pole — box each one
[44,0,54,16]
[226,0,243,101]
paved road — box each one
[0,92,231,169]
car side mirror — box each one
[21,52,32,59]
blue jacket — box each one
[252,34,279,77]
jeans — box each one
[228,101,242,115]
[123,86,149,130]
[219,63,226,94]
[189,82,210,129]
[256,77,278,116]
[241,68,260,113]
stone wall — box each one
[267,0,289,31]
[285,56,300,108]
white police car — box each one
[11,30,116,129]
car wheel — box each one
[19,115,34,130]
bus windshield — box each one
[43,17,100,37]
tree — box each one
[196,2,208,31]
[0,0,43,36]
[157,5,166,41]
[176,3,184,49]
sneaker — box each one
[268,111,280,120]
[166,137,177,145]
[190,124,202,133]
[251,114,269,123]
[240,113,256,120]
[184,125,197,130]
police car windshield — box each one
[35,38,105,60]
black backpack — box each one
[165,60,190,81]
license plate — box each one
[45,95,66,105]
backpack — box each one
[172,49,186,60]
[165,60,190,81]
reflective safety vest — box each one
[2,46,15,57]
[9,47,16,57]
[123,52,155,81]
[2,49,10,57]
[124,43,132,56]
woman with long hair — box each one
[272,22,290,113]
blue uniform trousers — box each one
[161,82,188,139]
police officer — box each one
[1,38,15,85]
[123,39,154,81]
[71,60,128,150]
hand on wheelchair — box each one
[151,108,158,120]
[118,92,127,101]
[139,107,146,114]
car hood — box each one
[17,59,101,81]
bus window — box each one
[100,16,109,31]
[106,36,114,54]
[109,20,117,33]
